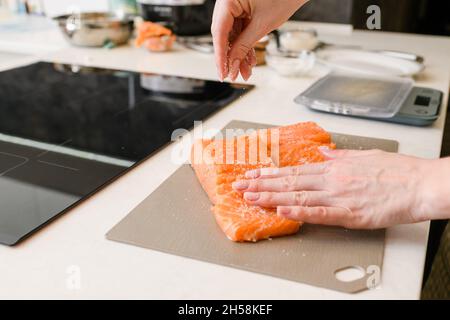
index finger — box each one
[211,1,234,81]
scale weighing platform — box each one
[295,73,443,126]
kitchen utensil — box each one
[315,42,425,64]
[296,73,413,118]
[53,12,134,47]
[295,73,442,126]
[266,41,316,77]
[107,120,399,294]
[316,49,424,77]
[140,74,207,95]
[373,50,424,64]
[137,0,214,36]
[178,36,214,54]
[276,28,319,52]
[272,26,424,66]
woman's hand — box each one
[232,148,449,229]
[211,0,307,81]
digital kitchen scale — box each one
[295,73,443,126]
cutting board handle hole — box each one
[334,266,365,283]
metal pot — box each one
[137,0,215,36]
[53,12,134,47]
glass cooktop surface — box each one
[0,62,253,245]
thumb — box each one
[227,22,263,79]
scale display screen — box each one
[414,96,431,107]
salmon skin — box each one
[190,122,335,242]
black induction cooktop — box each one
[0,62,253,245]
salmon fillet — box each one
[190,122,334,242]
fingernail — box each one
[260,168,278,177]
[277,207,291,216]
[232,180,249,190]
[218,67,225,82]
[218,71,224,82]
[244,192,260,201]
[229,59,240,81]
[245,169,260,179]
[318,146,332,155]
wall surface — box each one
[291,0,353,24]
[292,0,449,35]
[42,0,109,17]
[352,0,450,35]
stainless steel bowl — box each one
[54,12,134,47]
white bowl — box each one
[266,43,316,77]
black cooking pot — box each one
[137,0,215,36]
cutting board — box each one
[106,120,399,293]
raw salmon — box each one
[190,122,334,242]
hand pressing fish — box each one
[190,122,334,242]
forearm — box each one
[419,157,450,221]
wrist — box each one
[417,157,450,221]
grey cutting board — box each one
[106,120,399,293]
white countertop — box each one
[0,17,449,299]
[0,14,68,54]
